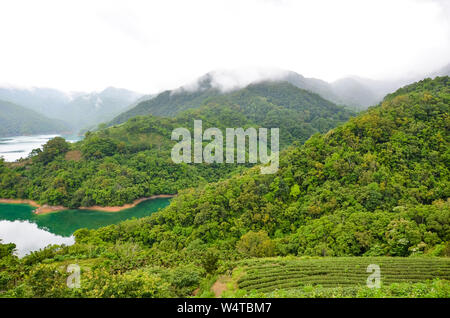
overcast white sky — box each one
[0,0,449,93]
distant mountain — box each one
[330,77,387,107]
[0,99,69,137]
[0,86,72,117]
[277,71,341,104]
[279,71,407,108]
[328,63,450,108]
[63,87,142,129]
[123,93,155,110]
[0,86,142,131]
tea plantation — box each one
[235,257,450,293]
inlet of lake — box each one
[0,198,171,257]
[0,134,82,162]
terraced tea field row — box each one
[236,257,450,293]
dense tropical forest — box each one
[0,81,353,208]
[0,76,448,298]
[0,99,68,137]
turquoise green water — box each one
[0,198,171,237]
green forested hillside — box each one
[72,76,449,257]
[0,77,448,298]
[109,80,351,129]
[0,82,353,207]
[0,100,68,137]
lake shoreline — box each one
[0,195,176,215]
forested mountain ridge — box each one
[109,79,352,127]
[107,71,380,127]
[76,76,449,258]
[0,99,69,137]
[0,81,353,207]
[109,64,450,125]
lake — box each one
[0,134,82,162]
[0,198,171,257]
